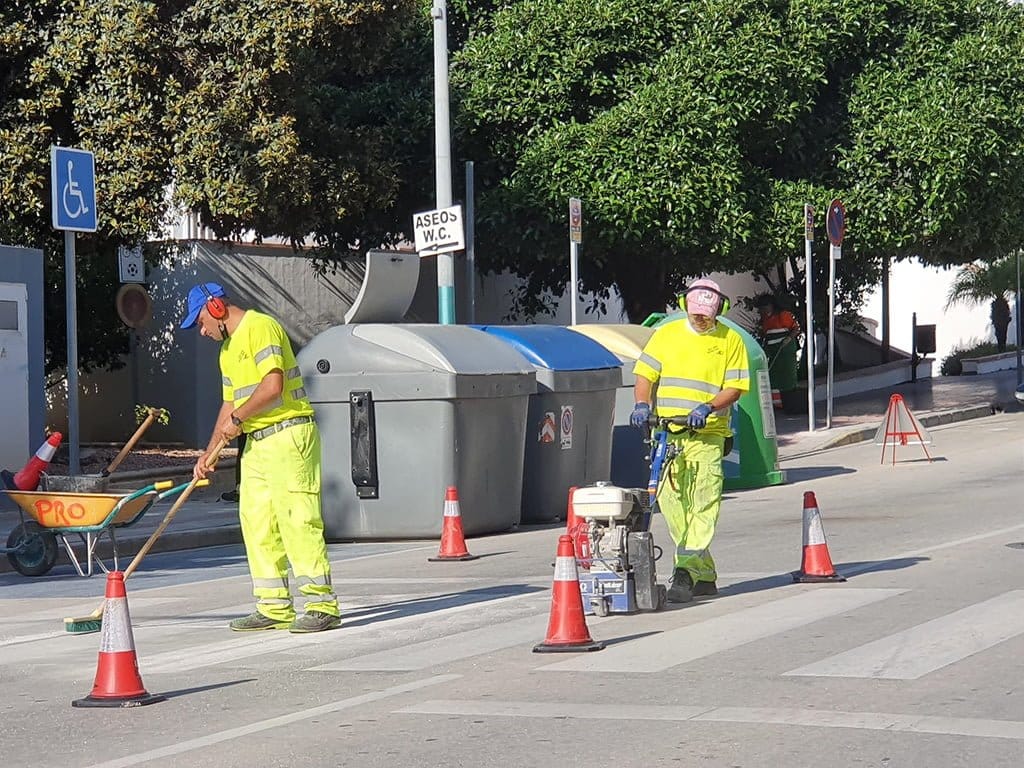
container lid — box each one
[301,324,536,375]
[475,325,622,371]
[569,324,654,362]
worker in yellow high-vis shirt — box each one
[631,279,749,603]
[182,281,340,633]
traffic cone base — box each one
[792,571,846,584]
[533,535,604,654]
[428,486,479,562]
[792,491,845,583]
[72,571,162,709]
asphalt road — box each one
[1,413,1023,768]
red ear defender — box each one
[201,284,227,320]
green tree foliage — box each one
[0,0,432,380]
[452,0,1024,322]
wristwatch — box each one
[230,412,243,427]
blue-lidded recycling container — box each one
[475,325,622,523]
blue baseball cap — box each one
[180,282,226,329]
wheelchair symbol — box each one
[62,160,89,220]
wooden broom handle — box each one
[122,439,227,581]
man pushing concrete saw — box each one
[182,281,341,633]
[630,279,749,603]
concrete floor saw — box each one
[571,483,668,616]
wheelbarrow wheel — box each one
[6,522,58,577]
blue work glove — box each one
[686,403,714,430]
[630,402,652,428]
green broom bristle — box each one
[64,616,103,634]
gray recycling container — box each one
[475,325,621,523]
[296,324,536,540]
[570,324,656,488]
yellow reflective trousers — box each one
[656,432,725,584]
[238,421,339,621]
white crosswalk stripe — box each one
[784,590,1024,679]
[536,588,905,673]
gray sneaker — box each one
[289,610,342,634]
[229,611,292,631]
[666,569,694,603]
[692,580,718,597]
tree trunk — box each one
[992,297,1011,352]
[614,260,673,324]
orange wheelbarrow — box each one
[3,479,199,577]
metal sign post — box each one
[50,146,98,475]
[432,0,456,324]
[465,161,476,324]
[825,199,845,430]
[804,204,815,432]
[568,197,582,324]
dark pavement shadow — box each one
[778,466,857,484]
[600,631,661,647]
[718,573,795,597]
[160,679,256,699]
[834,557,930,576]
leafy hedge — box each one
[941,342,1020,376]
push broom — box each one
[64,439,227,634]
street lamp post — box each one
[432,0,455,324]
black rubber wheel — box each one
[6,522,59,577]
[656,584,668,611]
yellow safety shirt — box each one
[633,319,750,437]
[219,310,314,432]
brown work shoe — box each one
[289,611,342,634]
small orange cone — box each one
[72,571,164,708]
[2,432,62,491]
[533,535,604,653]
[428,486,479,562]
[792,491,846,583]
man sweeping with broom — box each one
[184,282,340,633]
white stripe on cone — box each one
[553,555,577,582]
[37,442,58,461]
[98,598,137,654]
[443,500,460,518]
[803,506,826,547]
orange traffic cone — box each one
[428,486,479,562]
[533,535,604,653]
[564,486,591,568]
[792,491,846,583]
[2,432,62,491]
[72,571,164,708]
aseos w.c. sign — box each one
[413,205,465,257]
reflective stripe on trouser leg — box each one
[256,422,339,617]
[656,432,724,583]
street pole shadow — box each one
[719,556,929,597]
[599,631,661,647]
[780,466,857,484]
[159,678,256,699]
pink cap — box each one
[684,278,723,317]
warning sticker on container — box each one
[560,405,574,450]
[757,369,777,439]
[539,412,556,443]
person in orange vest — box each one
[755,294,801,409]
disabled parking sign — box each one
[51,146,97,232]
